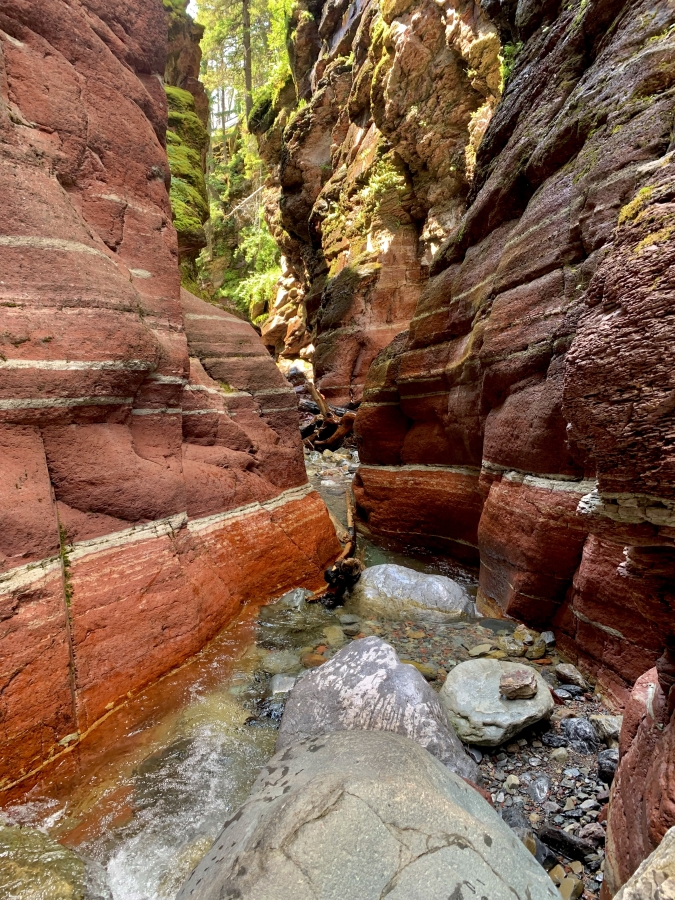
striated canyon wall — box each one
[354,0,675,711]
[260,0,675,888]
[0,0,339,790]
[258,0,675,708]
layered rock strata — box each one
[250,0,501,403]
[0,0,339,790]
[353,0,675,708]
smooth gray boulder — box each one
[177,731,561,900]
[346,563,474,622]
[614,825,675,900]
[439,659,554,746]
[276,636,477,780]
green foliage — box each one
[196,0,295,127]
[214,218,281,318]
[499,41,523,88]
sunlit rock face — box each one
[250,0,501,403]
[0,0,339,789]
[354,0,675,709]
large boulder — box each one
[177,730,561,900]
[439,659,554,746]
[276,636,477,781]
[346,564,474,623]
[614,826,675,900]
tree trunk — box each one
[242,0,253,119]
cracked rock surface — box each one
[276,636,477,781]
[176,730,561,900]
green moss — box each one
[634,225,673,253]
[165,86,209,260]
[499,41,523,89]
[618,186,654,225]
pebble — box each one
[301,652,326,668]
[468,643,493,657]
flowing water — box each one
[0,454,478,899]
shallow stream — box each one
[1,451,479,899]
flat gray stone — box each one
[439,659,554,746]
[176,731,562,900]
[346,564,474,623]
[276,636,477,781]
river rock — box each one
[614,825,675,900]
[346,564,474,623]
[176,731,562,900]
[597,748,620,784]
[0,824,111,900]
[277,637,476,780]
[500,667,538,699]
[555,664,588,689]
[496,635,527,657]
[260,650,300,675]
[560,718,599,754]
[439,659,554,746]
[590,715,623,747]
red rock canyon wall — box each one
[353,0,675,709]
[0,0,339,790]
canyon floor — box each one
[0,450,618,900]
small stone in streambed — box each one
[500,667,538,699]
[578,822,605,845]
[550,747,570,763]
[342,623,361,636]
[401,659,438,680]
[541,631,556,647]
[301,652,326,668]
[496,635,526,657]
[555,663,588,689]
[561,718,599,754]
[526,638,547,660]
[339,614,359,626]
[558,875,584,900]
[269,674,297,694]
[256,697,285,724]
[553,688,573,701]
[597,748,619,784]
[469,643,493,657]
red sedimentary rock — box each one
[0,0,339,789]
[353,0,675,711]
[604,660,675,896]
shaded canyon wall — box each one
[259,0,675,890]
[0,0,339,790]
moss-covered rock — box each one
[0,824,108,900]
[164,86,209,257]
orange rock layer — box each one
[0,0,339,789]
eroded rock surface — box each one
[439,659,554,746]
[346,563,474,622]
[613,825,675,900]
[0,0,339,788]
[351,0,675,706]
[276,636,477,780]
[177,730,561,900]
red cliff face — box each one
[0,0,339,790]
[353,0,675,710]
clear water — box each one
[1,463,477,900]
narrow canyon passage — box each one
[0,0,674,897]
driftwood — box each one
[298,381,356,452]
